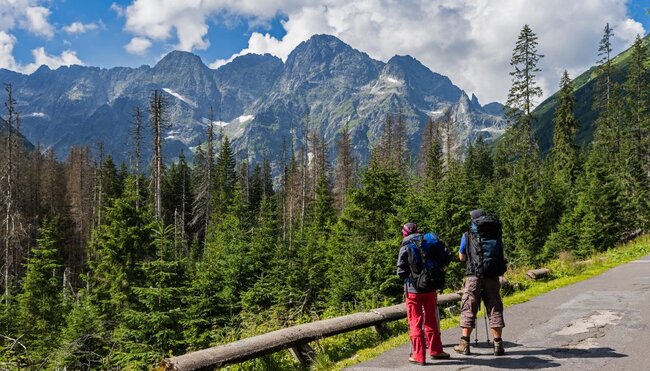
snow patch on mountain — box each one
[26,112,47,118]
[480,126,506,135]
[383,76,404,85]
[200,117,229,127]
[236,115,254,124]
[427,109,446,116]
[162,88,198,108]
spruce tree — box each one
[328,165,405,307]
[561,28,627,255]
[593,23,620,158]
[551,70,580,192]
[162,151,193,246]
[88,176,155,322]
[17,217,64,361]
[112,222,188,368]
[296,174,335,313]
[621,35,649,231]
[504,24,544,160]
[214,136,237,214]
[53,292,109,369]
[548,70,581,234]
[498,24,549,264]
[465,135,493,181]
[184,180,249,348]
[420,116,445,190]
[99,155,124,202]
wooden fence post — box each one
[290,343,316,366]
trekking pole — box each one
[483,302,490,344]
[435,302,441,350]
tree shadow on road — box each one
[435,341,627,369]
[506,345,627,359]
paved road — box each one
[345,254,650,370]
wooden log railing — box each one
[161,292,461,370]
[161,270,548,370]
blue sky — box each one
[3,0,289,69]
[1,0,648,103]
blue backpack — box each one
[405,233,449,291]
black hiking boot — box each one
[493,339,505,356]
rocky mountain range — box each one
[0,34,506,166]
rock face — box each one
[0,34,505,165]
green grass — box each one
[324,235,650,371]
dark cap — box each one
[470,209,486,220]
[402,222,418,237]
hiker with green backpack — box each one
[397,222,453,365]
[454,209,508,356]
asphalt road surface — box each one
[345,254,650,370]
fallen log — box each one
[526,268,550,280]
[161,292,461,371]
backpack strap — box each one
[405,235,424,279]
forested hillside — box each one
[0,25,648,370]
[533,33,650,153]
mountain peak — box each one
[287,34,360,61]
[306,34,349,47]
[470,93,480,106]
[227,53,283,68]
[386,54,419,66]
[33,64,51,75]
[283,33,381,87]
[155,51,206,70]
[383,54,461,103]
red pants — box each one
[406,292,443,363]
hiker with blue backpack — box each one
[397,222,453,365]
[454,209,508,356]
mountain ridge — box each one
[0,34,505,166]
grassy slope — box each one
[327,235,650,371]
[533,33,649,154]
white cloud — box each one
[0,31,83,73]
[0,1,75,73]
[0,31,19,70]
[117,0,646,103]
[0,1,53,36]
[120,0,308,52]
[22,6,54,38]
[64,21,99,34]
[22,47,84,73]
[110,2,126,17]
[125,36,152,55]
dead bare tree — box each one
[131,106,143,209]
[439,109,458,169]
[2,83,18,303]
[149,90,170,220]
[334,122,355,210]
[191,106,216,250]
